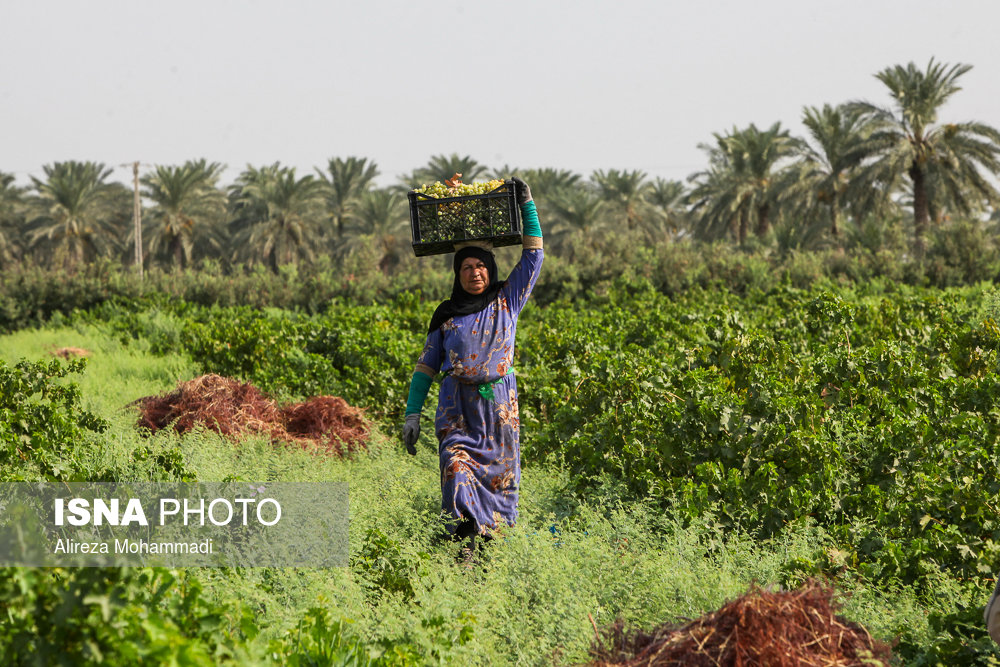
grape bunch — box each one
[413,179,510,243]
[412,179,506,198]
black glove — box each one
[402,413,419,455]
[511,177,532,206]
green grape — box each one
[413,179,505,198]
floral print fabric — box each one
[417,247,543,535]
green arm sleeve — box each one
[405,371,433,415]
[521,200,542,238]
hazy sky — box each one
[3,0,999,189]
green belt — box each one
[444,368,514,402]
[478,369,514,402]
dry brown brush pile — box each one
[49,346,91,359]
[588,581,891,667]
[133,374,369,455]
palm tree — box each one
[402,154,488,189]
[591,169,650,230]
[544,185,606,257]
[848,59,1000,252]
[26,161,119,269]
[687,123,796,246]
[141,159,227,269]
[687,161,740,243]
[488,164,518,181]
[228,163,326,272]
[785,104,874,239]
[317,156,379,240]
[771,212,833,256]
[509,167,582,196]
[645,177,688,242]
[341,189,409,273]
[843,212,907,257]
[491,167,582,228]
[0,171,26,267]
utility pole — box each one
[131,161,143,279]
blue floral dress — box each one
[416,247,544,535]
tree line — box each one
[2,59,999,275]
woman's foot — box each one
[459,534,477,569]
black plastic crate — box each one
[408,179,522,256]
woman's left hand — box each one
[512,177,532,205]
[402,413,420,455]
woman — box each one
[402,177,542,555]
[987,574,1000,644]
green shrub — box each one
[6,226,1000,336]
[175,295,428,414]
[0,567,244,666]
[0,358,108,481]
[269,608,370,667]
[924,218,1000,286]
[351,528,431,603]
[518,280,1000,585]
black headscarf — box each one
[428,246,505,333]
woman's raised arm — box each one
[503,177,544,314]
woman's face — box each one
[459,257,490,295]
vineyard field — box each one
[2,276,1000,664]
